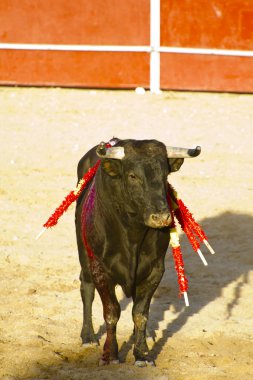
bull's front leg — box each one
[90,257,121,365]
[132,257,164,367]
[76,211,98,346]
[79,270,98,345]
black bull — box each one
[75,139,200,366]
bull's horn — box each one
[166,146,201,158]
[96,142,125,159]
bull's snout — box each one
[145,212,172,228]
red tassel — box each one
[43,160,101,229]
[168,183,210,265]
[168,184,202,252]
[177,199,207,242]
[174,208,200,252]
[172,246,188,294]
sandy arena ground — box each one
[0,87,253,380]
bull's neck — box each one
[93,173,147,238]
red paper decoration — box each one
[43,160,101,229]
[172,246,189,294]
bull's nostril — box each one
[151,214,158,221]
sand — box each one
[0,87,252,380]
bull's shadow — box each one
[119,211,253,362]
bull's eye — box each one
[128,172,137,180]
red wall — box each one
[0,50,150,88]
[0,0,150,45]
[161,0,253,50]
[0,0,150,88]
[160,0,253,92]
[0,0,253,92]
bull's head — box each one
[96,140,201,229]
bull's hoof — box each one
[110,359,120,365]
[82,341,99,348]
[99,358,120,366]
[81,333,99,347]
[81,328,99,346]
[134,360,155,367]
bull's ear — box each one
[168,158,184,172]
[101,159,122,177]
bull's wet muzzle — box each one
[145,212,172,228]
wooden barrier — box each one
[0,0,253,92]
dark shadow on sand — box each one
[119,211,253,362]
[30,211,252,378]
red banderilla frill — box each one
[35,160,101,239]
[168,183,215,267]
[167,191,189,306]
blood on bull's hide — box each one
[75,138,201,366]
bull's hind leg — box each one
[90,258,121,365]
[132,257,164,366]
[79,269,98,345]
